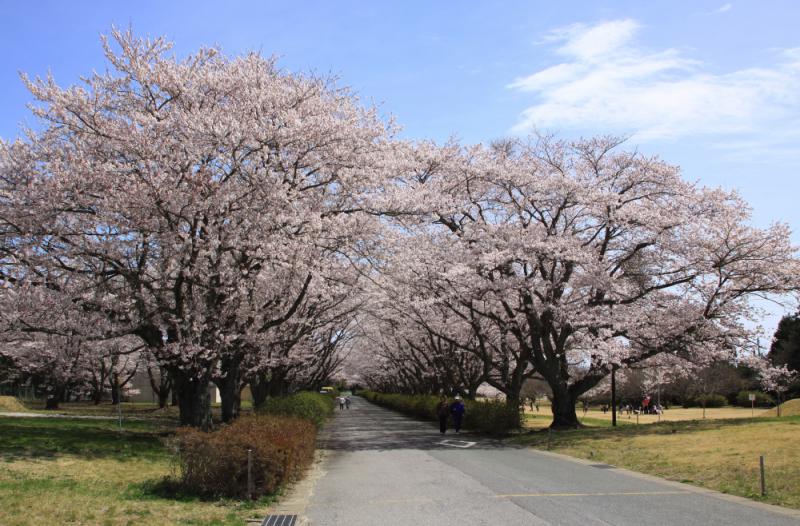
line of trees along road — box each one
[1,30,798,429]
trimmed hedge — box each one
[736,390,775,408]
[361,391,519,435]
[257,391,335,429]
[176,414,316,499]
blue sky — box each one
[1,1,799,333]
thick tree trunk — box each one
[45,394,60,410]
[110,382,121,405]
[147,366,172,409]
[45,386,64,410]
[550,387,580,429]
[267,374,289,397]
[218,380,242,423]
[171,386,179,407]
[157,388,170,409]
[173,372,213,430]
[250,376,269,408]
[216,360,244,423]
[505,394,522,428]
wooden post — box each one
[760,455,766,496]
[247,449,254,500]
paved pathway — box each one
[306,397,800,526]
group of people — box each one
[337,395,352,410]
[436,394,466,434]
[598,400,666,416]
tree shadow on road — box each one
[319,402,520,451]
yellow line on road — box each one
[495,491,690,498]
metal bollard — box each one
[759,455,766,496]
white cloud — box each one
[508,20,800,145]
[715,3,733,13]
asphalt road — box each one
[306,397,799,526]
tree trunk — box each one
[505,394,522,428]
[45,395,60,410]
[157,388,170,409]
[216,360,244,423]
[110,380,121,405]
[45,386,64,410]
[171,385,179,406]
[173,371,213,430]
[250,375,269,408]
[550,386,579,429]
[147,365,172,409]
[267,374,289,397]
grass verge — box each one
[511,415,800,509]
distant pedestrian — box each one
[338,396,345,410]
[582,400,589,416]
[436,396,450,434]
[450,395,466,433]
[345,396,351,409]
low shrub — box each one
[735,390,775,408]
[682,394,727,408]
[257,391,334,429]
[176,414,316,499]
[361,391,519,435]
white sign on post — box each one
[748,394,756,402]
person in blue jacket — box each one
[450,395,466,433]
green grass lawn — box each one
[512,415,800,509]
[0,416,274,526]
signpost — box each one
[749,393,756,417]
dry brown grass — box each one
[762,398,800,417]
[514,415,800,509]
[0,395,27,412]
[523,402,772,427]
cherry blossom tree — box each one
[0,29,395,428]
[756,363,797,416]
[377,136,800,428]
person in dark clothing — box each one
[436,396,450,434]
[450,395,466,433]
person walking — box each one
[345,395,351,409]
[450,395,466,433]
[338,396,345,410]
[436,396,450,434]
